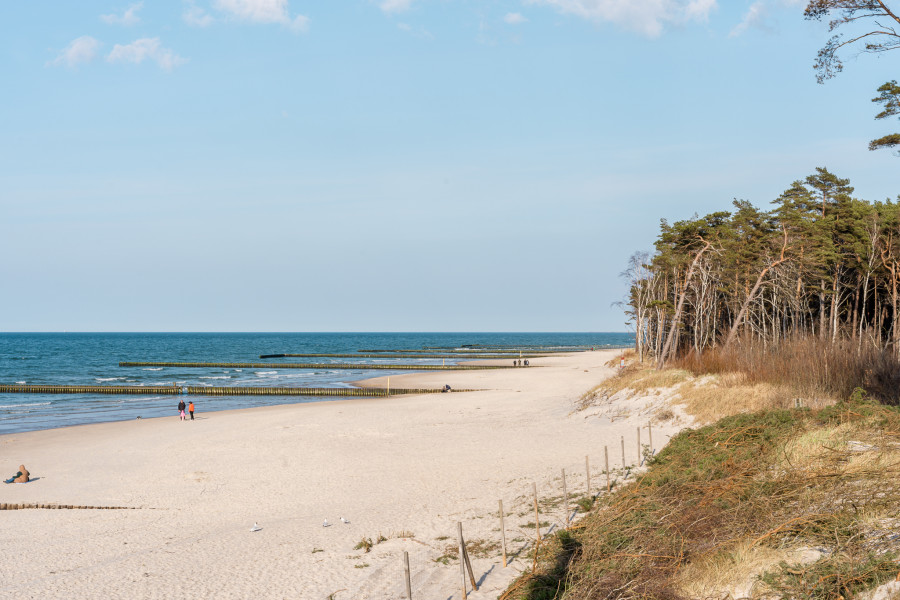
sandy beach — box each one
[0,349,683,600]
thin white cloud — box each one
[48,36,102,68]
[380,0,414,14]
[524,0,717,37]
[100,2,143,26]
[730,1,771,37]
[504,12,528,24]
[183,2,215,27]
[107,38,186,71]
[396,22,433,39]
[684,0,716,20]
[214,0,309,32]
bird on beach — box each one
[323,518,331,527]
[250,522,262,532]
[340,516,349,524]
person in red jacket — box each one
[188,401,195,421]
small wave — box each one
[14,381,26,385]
[199,376,230,380]
[234,369,243,372]
[0,402,51,409]
[143,367,164,371]
[96,377,125,382]
[255,371,277,376]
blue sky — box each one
[1,0,896,332]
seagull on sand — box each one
[250,522,262,532]
[340,516,350,524]
[323,518,331,527]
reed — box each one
[673,334,900,406]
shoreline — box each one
[0,348,679,600]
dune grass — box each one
[503,398,900,600]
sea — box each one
[0,332,632,435]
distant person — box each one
[178,399,186,421]
[188,401,195,421]
[524,359,529,367]
[442,384,451,393]
[512,359,517,367]
[4,465,29,484]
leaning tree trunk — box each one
[657,240,712,369]
[724,229,789,348]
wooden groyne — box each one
[118,362,514,371]
[0,384,476,397]
[258,353,548,359]
[358,348,575,354]
[0,503,135,510]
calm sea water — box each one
[0,332,632,434]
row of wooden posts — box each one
[398,421,655,599]
[259,353,550,360]
[357,348,581,354]
[117,361,514,371]
[0,503,133,510]
[0,384,476,397]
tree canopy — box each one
[869,80,900,152]
[625,168,900,363]
[804,1,900,83]
[804,1,900,153]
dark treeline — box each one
[625,167,900,397]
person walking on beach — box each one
[178,399,186,421]
[188,401,195,421]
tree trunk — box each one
[657,241,712,369]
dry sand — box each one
[0,350,685,600]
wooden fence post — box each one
[585,455,591,497]
[637,426,642,465]
[499,499,508,568]
[621,435,626,471]
[459,522,478,591]
[458,522,468,599]
[604,445,610,492]
[532,482,541,545]
[403,551,412,599]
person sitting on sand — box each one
[4,465,29,484]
